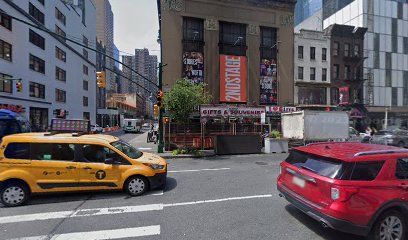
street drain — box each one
[256,162,268,165]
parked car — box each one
[277,142,408,240]
[371,129,408,147]
[90,124,103,133]
[142,123,151,131]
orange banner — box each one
[220,55,247,103]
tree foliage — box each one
[164,79,211,124]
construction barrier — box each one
[103,126,120,133]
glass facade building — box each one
[295,0,323,25]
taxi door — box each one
[77,144,125,190]
[29,143,80,192]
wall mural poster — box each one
[260,59,278,105]
[182,52,204,84]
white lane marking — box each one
[168,167,231,173]
[9,225,160,240]
[138,148,152,150]
[163,194,273,207]
[0,204,163,224]
[0,194,272,224]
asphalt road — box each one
[0,132,366,240]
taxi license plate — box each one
[293,176,305,188]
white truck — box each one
[123,119,142,133]
[281,110,349,143]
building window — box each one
[260,26,277,59]
[0,73,12,93]
[310,47,315,60]
[83,112,90,120]
[345,65,351,79]
[344,43,350,57]
[298,67,304,80]
[37,0,44,5]
[83,65,88,75]
[354,67,361,80]
[29,81,45,99]
[55,25,66,41]
[0,39,12,61]
[55,89,66,103]
[298,87,326,105]
[55,47,66,62]
[29,3,44,24]
[333,64,339,79]
[29,29,45,50]
[83,49,88,59]
[83,35,88,47]
[83,80,88,91]
[219,21,247,56]
[354,44,360,57]
[322,68,327,81]
[298,46,303,59]
[322,48,327,61]
[333,42,339,56]
[55,8,66,25]
[55,67,66,81]
[182,17,204,52]
[310,67,316,80]
[29,54,45,73]
[386,70,392,87]
[83,96,88,107]
[0,10,12,30]
[392,88,398,106]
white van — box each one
[123,119,142,133]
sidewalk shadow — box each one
[284,204,365,240]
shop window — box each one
[55,8,66,25]
[29,54,45,73]
[219,21,247,56]
[29,3,44,24]
[29,81,45,99]
[29,29,45,50]
[298,87,326,105]
[55,47,66,62]
[260,26,277,59]
[0,10,12,30]
[0,72,12,93]
[0,39,12,61]
[298,46,303,59]
[55,88,66,103]
[183,17,204,52]
[310,47,315,60]
[55,67,66,81]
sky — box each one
[110,0,160,58]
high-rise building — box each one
[0,0,97,130]
[295,0,323,26]
[95,0,115,91]
[323,0,408,128]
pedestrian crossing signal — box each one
[163,117,170,124]
[96,71,106,88]
[16,81,22,92]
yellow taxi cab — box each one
[0,119,167,207]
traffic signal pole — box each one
[158,63,164,153]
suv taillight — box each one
[331,186,359,202]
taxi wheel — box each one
[125,176,148,196]
[1,182,30,207]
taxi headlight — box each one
[144,163,165,170]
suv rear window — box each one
[285,150,385,180]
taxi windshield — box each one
[111,140,143,159]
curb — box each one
[159,153,216,159]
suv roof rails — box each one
[354,149,408,157]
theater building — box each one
[159,0,296,106]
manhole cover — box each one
[256,162,268,165]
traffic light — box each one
[154,104,159,116]
[163,117,170,124]
[96,71,106,88]
[16,81,22,92]
[156,90,164,108]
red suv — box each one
[277,142,408,240]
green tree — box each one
[164,79,212,146]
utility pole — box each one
[158,63,164,153]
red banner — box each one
[220,55,247,103]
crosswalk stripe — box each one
[0,204,163,224]
[8,225,161,240]
[168,167,231,173]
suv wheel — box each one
[124,176,148,196]
[369,210,406,240]
[1,182,30,207]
